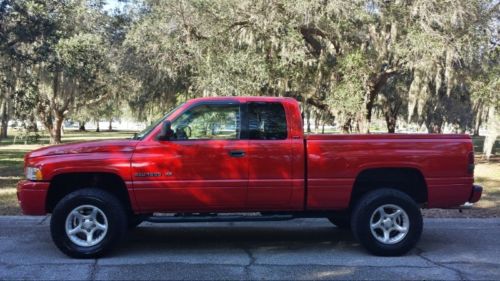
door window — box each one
[171,104,241,140]
[248,102,287,140]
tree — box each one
[377,73,412,133]
[2,0,498,147]
[1,0,114,143]
[0,0,54,138]
[470,47,499,160]
[401,0,496,133]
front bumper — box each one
[468,184,483,203]
[17,180,50,215]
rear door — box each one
[245,102,295,209]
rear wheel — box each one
[351,188,422,256]
[50,188,127,258]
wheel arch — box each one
[45,172,133,214]
[350,167,428,208]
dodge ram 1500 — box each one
[18,96,482,258]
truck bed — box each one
[305,133,474,210]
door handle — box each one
[229,150,246,158]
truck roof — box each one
[188,96,297,103]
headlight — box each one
[26,167,43,181]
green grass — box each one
[474,161,500,209]
[0,149,27,193]
[1,129,136,146]
[0,147,32,215]
[0,129,137,215]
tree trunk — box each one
[473,106,483,136]
[96,121,100,132]
[473,120,482,136]
[342,118,352,133]
[108,118,113,131]
[314,115,320,133]
[1,64,17,139]
[306,107,311,133]
[363,74,389,133]
[385,113,397,133]
[472,101,483,136]
[362,69,398,133]
[363,99,374,133]
[425,111,444,133]
[0,99,8,139]
[427,123,443,134]
[483,106,498,160]
[49,114,64,144]
[356,111,369,133]
[79,121,86,131]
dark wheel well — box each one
[350,168,428,208]
[46,173,132,214]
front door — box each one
[132,102,248,212]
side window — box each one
[171,104,241,140]
[248,102,287,140]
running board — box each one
[145,214,295,223]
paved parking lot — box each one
[0,216,499,280]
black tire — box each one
[351,188,423,256]
[327,215,351,229]
[50,188,127,258]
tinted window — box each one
[171,104,240,140]
[248,102,287,140]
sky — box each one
[102,0,127,13]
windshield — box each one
[132,103,185,140]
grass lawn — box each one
[0,129,135,215]
[0,129,499,216]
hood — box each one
[26,139,139,159]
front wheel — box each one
[50,188,127,258]
[351,189,423,256]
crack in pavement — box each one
[0,259,467,269]
[2,218,499,280]
[89,259,98,281]
[439,261,500,267]
[18,259,450,269]
[415,247,466,280]
[242,247,256,278]
[37,215,50,225]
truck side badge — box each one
[134,172,161,177]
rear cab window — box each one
[247,102,287,140]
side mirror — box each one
[157,120,174,141]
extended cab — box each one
[18,97,482,258]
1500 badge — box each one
[134,172,162,177]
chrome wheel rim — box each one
[369,204,409,245]
[65,205,108,247]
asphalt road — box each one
[0,216,499,280]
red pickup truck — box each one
[18,96,482,258]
